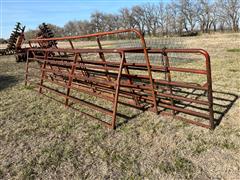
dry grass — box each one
[0,33,240,179]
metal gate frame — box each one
[25,29,214,129]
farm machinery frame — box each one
[0,22,57,62]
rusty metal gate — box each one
[25,29,214,129]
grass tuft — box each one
[174,157,195,179]
[227,48,240,52]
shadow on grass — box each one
[120,90,239,129]
[213,91,239,127]
[0,75,19,91]
[157,88,239,129]
[25,85,238,129]
[116,103,147,128]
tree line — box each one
[24,0,239,39]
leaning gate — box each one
[25,29,214,129]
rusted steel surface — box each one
[25,29,214,129]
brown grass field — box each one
[0,33,240,179]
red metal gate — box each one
[25,29,214,129]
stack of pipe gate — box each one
[25,29,214,129]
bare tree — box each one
[197,0,215,33]
[131,6,146,33]
[119,8,136,29]
[103,14,120,31]
[91,11,106,32]
[217,0,240,32]
[165,2,180,35]
[140,3,159,36]
[76,20,94,35]
[25,0,240,37]
[64,21,78,36]
[211,2,218,32]
[157,2,168,35]
[177,0,199,32]
[169,1,185,35]
[46,24,64,37]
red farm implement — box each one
[0,22,57,62]
[25,29,214,129]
